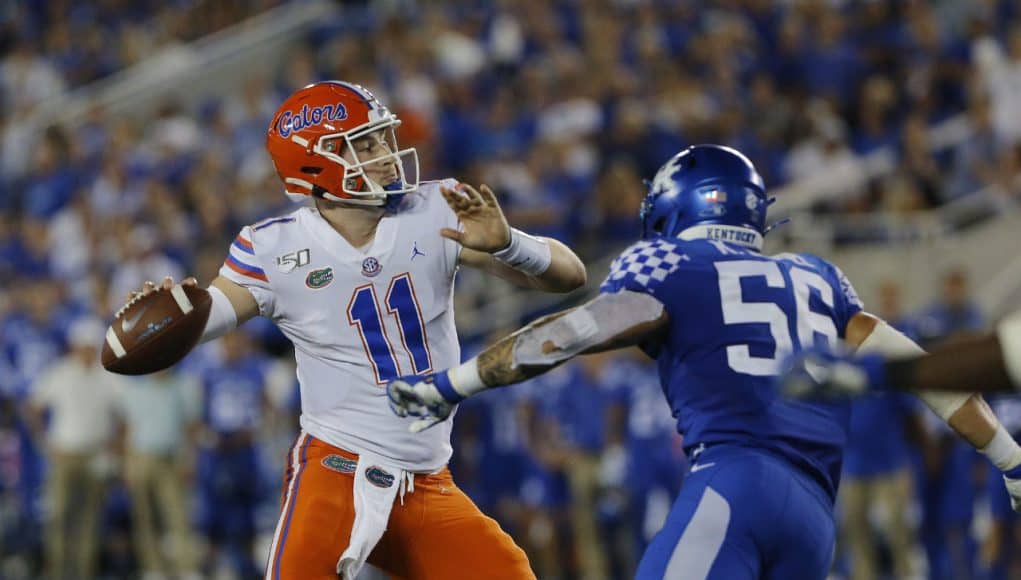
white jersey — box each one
[219,179,462,471]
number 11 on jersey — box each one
[347,273,433,384]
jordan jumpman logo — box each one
[411,242,426,261]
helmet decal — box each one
[277,103,348,138]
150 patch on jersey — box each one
[276,249,310,273]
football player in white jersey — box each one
[126,81,586,579]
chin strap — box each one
[382,181,407,211]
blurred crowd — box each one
[4,0,1021,578]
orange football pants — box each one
[265,432,535,579]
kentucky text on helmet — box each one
[278,103,349,138]
[705,227,758,244]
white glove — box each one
[386,371,462,433]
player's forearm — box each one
[484,229,586,293]
[945,395,999,449]
[477,314,571,387]
[530,237,587,293]
[886,335,1015,393]
[949,394,1021,477]
[904,311,1021,393]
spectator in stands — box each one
[193,330,271,579]
[29,317,122,580]
[115,368,202,580]
[616,350,686,558]
[839,282,924,580]
[915,268,987,580]
[547,352,629,580]
[982,394,1021,579]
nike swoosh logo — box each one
[121,303,149,333]
[689,462,716,473]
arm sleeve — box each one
[218,225,276,318]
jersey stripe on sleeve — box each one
[224,250,268,282]
[232,235,256,255]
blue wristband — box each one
[431,371,464,404]
[1004,463,1021,480]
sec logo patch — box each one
[361,257,382,277]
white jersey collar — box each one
[677,225,763,251]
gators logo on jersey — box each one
[305,267,334,289]
[321,455,357,474]
[365,466,395,488]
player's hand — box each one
[386,371,463,433]
[119,276,198,316]
[439,184,512,253]
[779,348,884,399]
[1003,466,1021,513]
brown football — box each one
[101,285,212,375]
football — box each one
[101,284,212,375]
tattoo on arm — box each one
[477,311,573,387]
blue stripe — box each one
[232,239,255,255]
[253,217,295,231]
[273,435,312,579]
[225,253,265,276]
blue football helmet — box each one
[640,144,771,239]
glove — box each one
[1004,464,1021,513]
[386,371,464,433]
[780,348,887,399]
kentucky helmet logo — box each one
[650,155,684,200]
[361,257,382,277]
[305,267,334,289]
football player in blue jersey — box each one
[385,144,1021,579]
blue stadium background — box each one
[3,1,1021,578]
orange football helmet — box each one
[266,81,419,206]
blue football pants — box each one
[636,445,836,579]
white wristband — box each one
[492,228,552,276]
[998,310,1021,391]
[981,424,1021,472]
[200,286,238,343]
[447,357,488,398]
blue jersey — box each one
[600,237,864,500]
